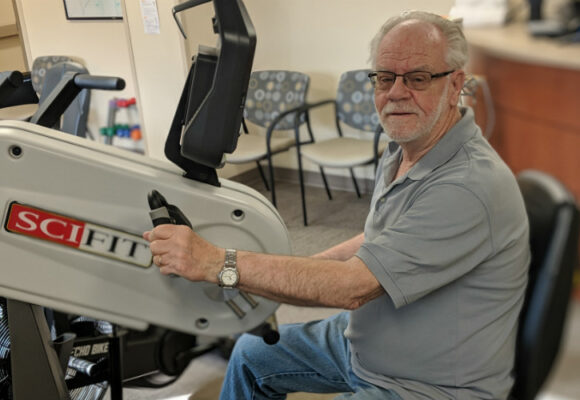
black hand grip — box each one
[147,190,193,228]
[148,190,173,226]
[148,190,168,210]
[74,74,126,91]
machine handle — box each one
[172,0,212,39]
[148,190,172,226]
[147,190,192,228]
[74,74,126,91]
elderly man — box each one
[144,10,530,400]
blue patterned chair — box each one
[297,69,385,225]
[31,56,74,96]
[226,70,312,208]
[31,56,91,137]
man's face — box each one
[373,21,458,144]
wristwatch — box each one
[218,248,239,289]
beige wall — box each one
[12,0,136,141]
[0,35,25,71]
[0,0,26,71]
[123,0,188,160]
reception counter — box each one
[465,23,580,201]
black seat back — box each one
[511,170,580,399]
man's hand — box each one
[143,225,223,283]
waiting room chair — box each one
[296,69,385,226]
[30,56,91,138]
[461,74,494,140]
[511,169,580,400]
[226,70,312,208]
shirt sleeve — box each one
[356,182,493,308]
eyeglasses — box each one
[368,70,455,91]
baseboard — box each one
[230,166,375,194]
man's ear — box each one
[449,70,465,106]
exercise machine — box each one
[0,0,289,398]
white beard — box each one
[380,82,449,144]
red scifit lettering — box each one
[6,203,85,247]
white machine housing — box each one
[0,120,291,337]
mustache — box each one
[380,104,419,116]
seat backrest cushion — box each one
[243,70,309,130]
[39,61,91,137]
[336,69,379,132]
[31,56,73,96]
[511,170,580,399]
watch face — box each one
[221,269,239,286]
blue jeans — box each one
[219,312,402,400]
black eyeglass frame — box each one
[368,70,455,91]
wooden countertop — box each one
[465,23,580,70]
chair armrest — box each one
[264,99,339,150]
[299,99,336,113]
[265,103,312,145]
[241,117,249,134]
[295,99,340,140]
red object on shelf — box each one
[115,97,136,108]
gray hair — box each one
[369,11,468,70]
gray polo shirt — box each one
[351,107,530,399]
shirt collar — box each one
[384,107,480,182]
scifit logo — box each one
[4,202,152,268]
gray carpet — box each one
[108,172,372,400]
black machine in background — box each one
[527,0,580,40]
[0,71,38,109]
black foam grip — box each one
[74,74,126,91]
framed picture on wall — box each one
[64,0,123,20]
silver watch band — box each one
[224,248,237,268]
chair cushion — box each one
[243,70,309,130]
[226,134,296,163]
[31,56,73,95]
[300,137,386,168]
[336,69,379,132]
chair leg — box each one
[349,168,361,198]
[267,154,277,207]
[256,161,270,191]
[297,154,308,226]
[319,166,332,200]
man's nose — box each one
[387,76,412,100]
